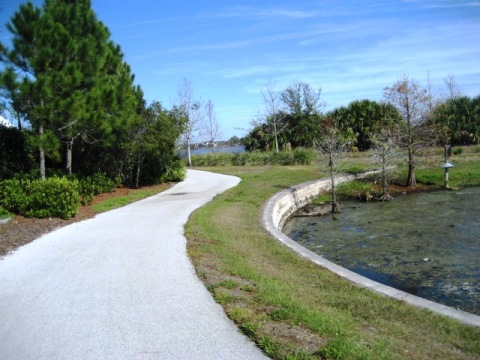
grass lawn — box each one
[185,146,480,359]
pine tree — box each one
[1,0,140,178]
[0,2,59,179]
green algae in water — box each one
[283,187,480,315]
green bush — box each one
[292,147,316,165]
[0,207,11,219]
[338,180,376,200]
[24,178,80,219]
[0,177,80,219]
[78,173,116,205]
[0,179,29,213]
[190,148,317,167]
[161,159,186,182]
[453,147,464,155]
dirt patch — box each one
[260,321,327,355]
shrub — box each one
[0,177,80,219]
[342,164,368,174]
[453,147,464,155]
[0,179,29,214]
[190,148,317,167]
[0,207,11,219]
[292,147,316,165]
[24,178,80,219]
[338,180,376,200]
[78,173,116,205]
[12,170,40,181]
[161,159,186,182]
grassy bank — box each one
[185,148,480,359]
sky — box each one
[1,0,479,140]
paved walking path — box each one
[0,170,267,360]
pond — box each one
[181,145,245,157]
[283,187,480,315]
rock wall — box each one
[272,171,378,230]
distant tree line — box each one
[0,0,186,187]
[245,78,480,154]
[244,76,479,189]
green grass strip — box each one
[186,150,480,359]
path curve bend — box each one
[0,170,267,360]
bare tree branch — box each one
[261,77,288,152]
[202,99,222,151]
[174,78,203,166]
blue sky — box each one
[1,0,479,140]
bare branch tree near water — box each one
[202,99,222,151]
[384,76,437,188]
[174,79,203,166]
[370,126,403,201]
[316,120,352,214]
[260,78,288,152]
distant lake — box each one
[181,145,245,157]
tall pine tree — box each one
[1,0,140,177]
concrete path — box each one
[0,170,267,360]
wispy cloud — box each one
[198,5,355,20]
[210,65,273,79]
[152,61,209,76]
[404,0,480,9]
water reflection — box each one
[283,187,480,315]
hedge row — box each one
[190,148,317,167]
[77,173,116,205]
[0,177,80,219]
[0,173,116,219]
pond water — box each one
[181,145,245,157]
[283,187,480,315]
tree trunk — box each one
[135,160,141,188]
[39,125,46,180]
[273,120,279,153]
[187,139,192,166]
[382,149,387,195]
[381,147,390,198]
[407,164,416,188]
[406,149,416,188]
[329,156,340,213]
[15,113,22,131]
[65,139,73,176]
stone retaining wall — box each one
[272,170,378,229]
[262,171,480,328]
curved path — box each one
[0,170,267,360]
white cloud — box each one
[0,115,14,128]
